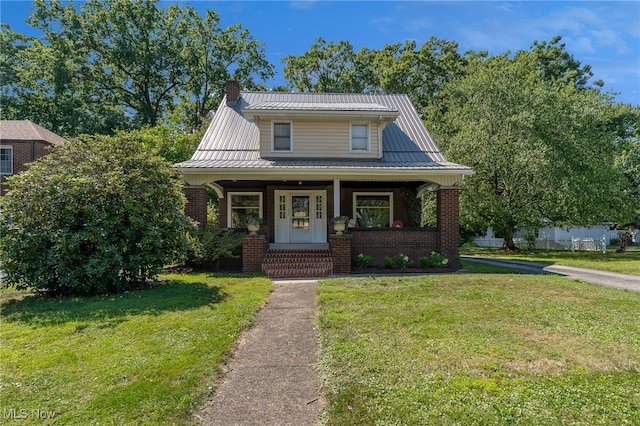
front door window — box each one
[291,195,311,242]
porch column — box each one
[333,179,341,217]
[437,186,460,270]
[184,185,208,229]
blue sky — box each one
[2,1,639,105]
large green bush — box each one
[0,134,191,295]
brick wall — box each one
[437,187,460,269]
[351,228,439,268]
[184,186,208,229]
[242,235,266,273]
[330,234,352,274]
[1,141,53,196]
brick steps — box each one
[262,249,333,278]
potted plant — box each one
[331,216,349,235]
[246,216,261,235]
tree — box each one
[283,38,372,93]
[371,37,466,118]
[116,122,207,164]
[0,134,192,295]
[0,23,130,136]
[1,0,273,135]
[436,51,631,250]
[282,37,466,120]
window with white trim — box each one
[228,192,262,228]
[272,122,292,151]
[353,192,393,228]
[0,146,12,175]
[350,123,369,152]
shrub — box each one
[419,256,430,268]
[427,251,449,268]
[384,253,411,269]
[186,226,243,269]
[0,134,191,296]
[384,256,395,269]
[354,253,372,268]
[392,253,411,268]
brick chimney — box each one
[226,79,240,105]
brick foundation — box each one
[330,234,352,274]
[242,235,267,273]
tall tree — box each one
[0,23,130,135]
[283,38,372,93]
[1,0,273,135]
[436,51,632,250]
[282,37,466,120]
[371,37,466,118]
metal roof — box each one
[177,91,471,177]
[244,101,397,112]
[0,120,65,146]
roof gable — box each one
[0,120,65,146]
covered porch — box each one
[182,171,463,276]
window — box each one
[350,123,369,152]
[228,192,262,228]
[0,146,13,175]
[354,192,393,227]
[272,122,292,151]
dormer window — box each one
[350,123,370,152]
[272,122,292,152]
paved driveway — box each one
[461,256,640,292]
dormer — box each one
[242,101,399,159]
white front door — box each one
[275,190,327,244]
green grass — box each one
[461,245,640,275]
[317,274,640,425]
[0,273,272,425]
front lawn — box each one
[461,246,640,275]
[0,273,272,425]
[318,274,640,425]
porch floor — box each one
[262,248,333,278]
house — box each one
[176,80,473,277]
[0,120,65,196]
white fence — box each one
[472,227,636,252]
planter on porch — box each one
[331,216,349,236]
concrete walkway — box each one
[462,255,640,292]
[197,278,322,426]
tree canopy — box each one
[433,50,637,249]
[1,0,274,135]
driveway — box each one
[461,255,640,292]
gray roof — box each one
[177,91,470,174]
[0,120,65,146]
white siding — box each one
[259,119,380,158]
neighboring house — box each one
[176,80,473,277]
[0,120,65,196]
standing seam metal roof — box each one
[179,91,465,169]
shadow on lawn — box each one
[1,280,224,326]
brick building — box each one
[1,120,65,196]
